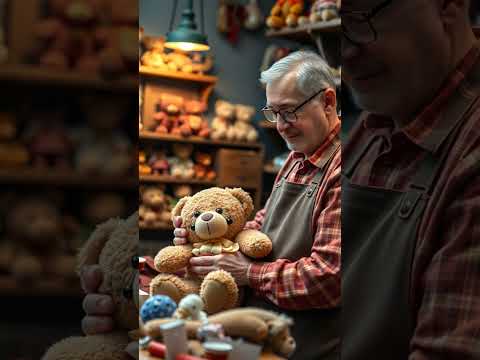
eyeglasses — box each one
[262,88,327,124]
[341,0,393,46]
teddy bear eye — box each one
[131,256,139,269]
[190,223,195,230]
[123,287,133,299]
[194,210,201,217]
[215,208,223,214]
[226,217,233,225]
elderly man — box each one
[342,0,480,359]
[81,51,342,360]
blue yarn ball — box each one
[140,295,177,323]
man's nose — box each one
[276,117,291,132]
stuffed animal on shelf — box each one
[152,93,184,134]
[310,0,339,23]
[231,104,259,143]
[139,150,152,175]
[0,112,29,168]
[193,152,216,181]
[211,100,236,141]
[42,212,139,360]
[266,0,305,29]
[5,197,77,282]
[150,187,272,314]
[142,307,296,358]
[139,186,171,228]
[148,149,170,175]
[168,143,195,179]
[180,100,210,138]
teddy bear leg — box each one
[150,274,199,304]
[200,270,238,314]
[42,332,130,360]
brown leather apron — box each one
[245,144,341,360]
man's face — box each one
[342,0,451,119]
[266,72,331,156]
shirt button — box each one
[400,200,412,214]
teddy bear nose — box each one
[201,213,213,222]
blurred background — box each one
[0,0,137,358]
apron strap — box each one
[307,142,341,198]
[343,134,384,179]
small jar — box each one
[203,342,233,360]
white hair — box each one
[260,50,336,96]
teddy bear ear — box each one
[171,196,191,222]
[76,217,123,275]
[227,188,254,218]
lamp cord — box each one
[169,0,178,32]
[200,0,205,34]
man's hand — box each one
[173,216,188,245]
[80,265,114,335]
[189,252,253,286]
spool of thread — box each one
[203,342,233,360]
[146,341,167,357]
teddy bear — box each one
[173,293,208,322]
[42,212,139,360]
[139,150,152,175]
[310,0,339,23]
[193,152,216,181]
[230,104,259,143]
[0,112,29,168]
[4,197,77,282]
[149,187,272,315]
[139,186,171,228]
[168,143,195,179]
[210,100,235,141]
[151,93,185,134]
[142,307,296,358]
[266,0,305,29]
[179,100,210,138]
[147,149,170,175]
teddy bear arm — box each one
[209,313,269,342]
[235,229,273,259]
[154,244,193,273]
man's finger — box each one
[173,237,188,246]
[173,216,183,228]
[174,228,187,237]
[80,265,103,293]
[81,315,114,335]
[82,293,115,315]
[189,265,217,275]
[189,255,220,266]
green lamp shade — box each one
[164,29,210,52]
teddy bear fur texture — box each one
[150,187,272,315]
[42,212,139,360]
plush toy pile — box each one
[211,100,259,143]
[32,0,137,77]
[150,187,272,314]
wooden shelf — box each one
[0,168,137,189]
[259,120,277,129]
[139,66,217,85]
[140,174,217,186]
[266,18,340,42]
[140,131,263,150]
[0,275,82,297]
[0,63,137,92]
[264,163,280,175]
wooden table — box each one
[140,349,285,360]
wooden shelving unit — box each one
[139,66,217,84]
[266,19,341,42]
[140,174,216,186]
[0,169,137,189]
[140,131,262,150]
[0,63,137,92]
[264,163,280,175]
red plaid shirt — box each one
[245,118,341,310]
[343,44,480,359]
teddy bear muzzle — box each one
[194,211,229,240]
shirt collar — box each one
[292,117,341,169]
[363,42,480,153]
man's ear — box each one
[322,88,337,115]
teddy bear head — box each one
[160,93,184,115]
[215,100,235,119]
[185,100,207,115]
[172,143,194,160]
[77,212,139,330]
[235,104,255,123]
[266,314,296,357]
[141,186,166,211]
[171,187,254,244]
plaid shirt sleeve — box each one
[246,151,341,310]
[410,147,480,359]
[244,207,267,230]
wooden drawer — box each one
[216,148,262,189]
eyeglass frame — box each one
[261,87,328,124]
[340,0,393,46]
